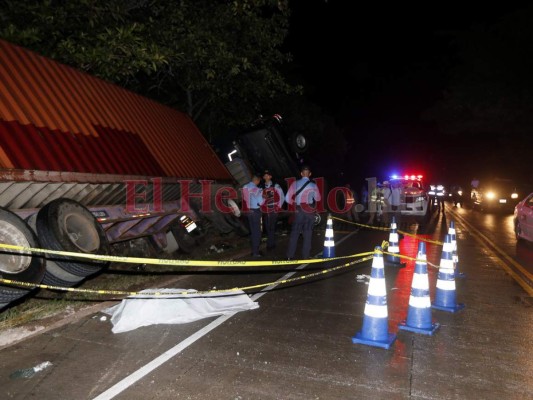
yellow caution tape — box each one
[381,251,440,269]
[0,242,373,267]
[331,216,390,231]
[396,230,444,246]
[331,216,445,245]
[0,254,375,297]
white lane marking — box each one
[93,229,359,400]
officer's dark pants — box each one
[437,197,445,213]
[247,209,262,256]
[263,211,278,249]
[287,207,315,259]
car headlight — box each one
[486,191,496,199]
[511,193,518,199]
[458,190,463,196]
[415,196,425,202]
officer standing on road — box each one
[285,165,321,260]
[242,174,264,257]
[260,169,284,251]
[344,183,360,222]
[435,184,445,214]
[366,179,379,225]
[381,181,391,226]
[390,180,402,227]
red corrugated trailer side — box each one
[0,41,246,307]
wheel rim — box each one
[295,134,307,149]
[227,199,241,217]
[63,213,100,253]
[0,221,31,274]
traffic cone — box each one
[398,241,440,335]
[352,246,396,349]
[432,234,465,313]
[448,221,465,278]
[322,214,335,258]
[385,216,405,267]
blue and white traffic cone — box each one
[385,216,405,267]
[352,246,396,349]
[432,234,465,313]
[448,221,465,278]
[399,241,440,335]
[323,214,335,258]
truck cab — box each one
[225,114,308,189]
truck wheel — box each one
[290,132,308,154]
[36,199,110,277]
[41,261,84,287]
[170,223,196,254]
[223,199,250,237]
[207,212,234,235]
[0,208,46,305]
[313,212,322,227]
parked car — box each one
[514,192,533,243]
[471,178,523,212]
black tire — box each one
[207,212,234,234]
[190,219,208,244]
[222,199,250,237]
[0,208,46,304]
[36,199,110,277]
[289,132,309,154]
[314,212,322,227]
[170,223,197,254]
[41,261,84,287]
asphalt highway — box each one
[0,203,531,399]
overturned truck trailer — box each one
[0,40,244,309]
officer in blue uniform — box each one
[285,165,321,260]
[242,174,264,257]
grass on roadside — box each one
[0,233,250,331]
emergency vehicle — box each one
[386,174,430,220]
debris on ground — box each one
[208,242,234,254]
[356,274,370,284]
[10,361,52,379]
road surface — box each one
[0,203,531,399]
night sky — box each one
[286,1,529,187]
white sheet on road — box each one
[105,289,259,334]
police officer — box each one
[390,179,402,227]
[366,178,379,225]
[435,184,445,214]
[344,183,360,222]
[381,180,391,226]
[260,169,284,251]
[242,173,264,257]
[285,165,321,260]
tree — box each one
[0,0,300,136]
[423,6,533,180]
